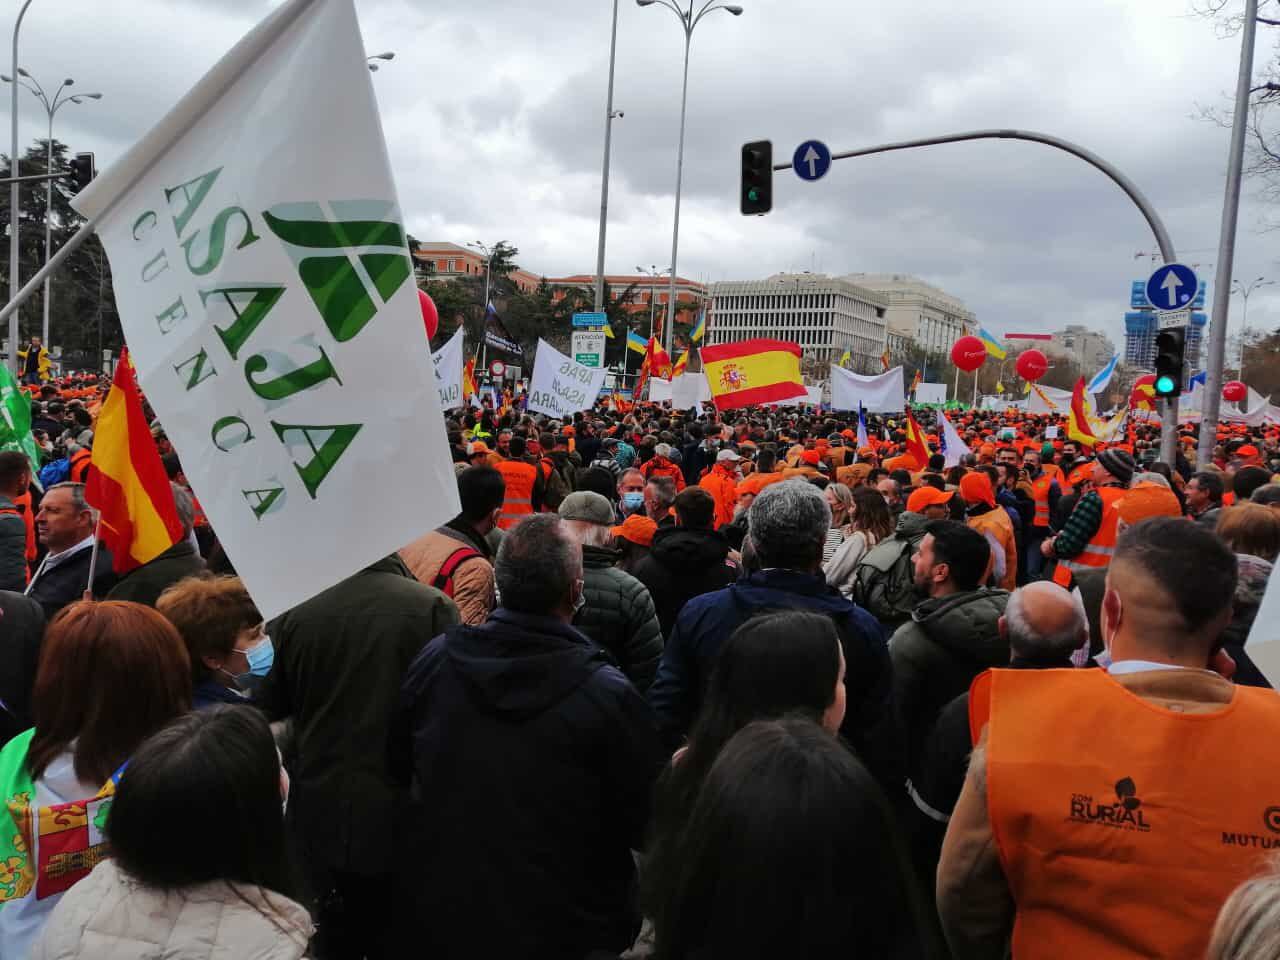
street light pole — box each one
[593,0,621,313]
[366,51,395,72]
[638,0,743,354]
[637,264,669,341]
[1233,276,1273,382]
[8,0,35,373]
[3,72,102,348]
[467,240,494,375]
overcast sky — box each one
[13,0,1280,350]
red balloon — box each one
[951,335,987,372]
[1015,349,1049,383]
[1223,380,1247,403]
[418,289,439,341]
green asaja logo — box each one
[262,200,412,342]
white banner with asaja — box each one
[71,0,458,618]
[525,339,607,419]
[432,328,464,411]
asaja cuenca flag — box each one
[526,340,608,419]
[70,0,458,618]
[0,363,42,477]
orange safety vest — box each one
[973,667,1280,960]
[495,460,537,530]
[1031,476,1053,528]
[68,448,92,484]
[1057,486,1126,576]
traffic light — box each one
[68,152,95,193]
[740,140,772,216]
[1153,326,1186,398]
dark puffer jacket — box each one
[573,544,664,693]
[630,526,738,639]
[888,587,1010,794]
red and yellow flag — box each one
[462,356,478,399]
[85,351,184,574]
[672,348,689,379]
[649,339,674,380]
[700,338,805,411]
[905,410,931,468]
[1067,377,1099,447]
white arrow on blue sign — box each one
[792,140,832,182]
[1145,263,1199,312]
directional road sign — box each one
[1145,264,1198,313]
[792,140,832,182]
[572,311,608,328]
[571,331,606,368]
[1157,309,1191,330]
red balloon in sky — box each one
[1223,380,1247,403]
[419,289,439,341]
[951,335,987,372]
[1015,349,1049,382]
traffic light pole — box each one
[768,128,1181,465]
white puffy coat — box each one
[33,860,312,960]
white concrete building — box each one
[1046,323,1115,373]
[707,273,888,373]
[844,273,976,359]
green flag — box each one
[0,364,43,479]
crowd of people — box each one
[2,373,1280,958]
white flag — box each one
[70,0,459,618]
[829,364,904,412]
[432,328,464,411]
[526,340,607,418]
[672,373,712,409]
[939,411,971,468]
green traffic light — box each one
[747,187,760,202]
[1155,375,1176,394]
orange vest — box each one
[736,470,786,499]
[1060,486,1126,573]
[68,448,92,484]
[1031,476,1053,528]
[495,460,536,530]
[699,465,738,529]
[974,668,1280,960]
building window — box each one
[446,259,457,272]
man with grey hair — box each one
[644,475,677,528]
[647,479,891,772]
[395,513,661,957]
[106,483,207,606]
[27,481,114,618]
[558,491,663,692]
[907,580,1086,888]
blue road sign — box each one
[792,140,832,182]
[572,312,608,328]
[1145,263,1198,312]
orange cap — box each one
[906,486,954,513]
[959,472,996,508]
[611,514,658,547]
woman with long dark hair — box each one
[35,706,311,959]
[647,716,925,959]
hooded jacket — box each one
[394,609,661,960]
[648,569,891,778]
[630,526,738,639]
[574,544,664,693]
[888,587,1010,790]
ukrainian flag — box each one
[978,327,1007,360]
[690,310,706,343]
[626,331,648,354]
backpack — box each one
[430,546,483,599]
[851,533,923,626]
[38,458,69,489]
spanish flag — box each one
[649,338,674,380]
[881,349,891,371]
[905,410,931,468]
[85,351,183,574]
[672,349,689,378]
[1067,377,1099,447]
[463,356,478,399]
[700,338,805,411]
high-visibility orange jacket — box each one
[967,506,1017,590]
[1057,486,1126,576]
[1031,476,1054,528]
[699,464,739,529]
[972,667,1280,960]
[68,448,92,484]
[640,456,686,492]
[495,460,537,530]
[736,470,786,499]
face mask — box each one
[226,635,275,687]
[620,492,645,515]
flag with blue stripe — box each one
[626,331,647,354]
[856,403,869,450]
[1087,354,1119,395]
[690,310,706,343]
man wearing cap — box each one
[558,491,663,693]
[907,486,954,520]
[1042,448,1136,586]
[699,449,742,529]
[783,448,824,480]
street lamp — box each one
[467,241,496,373]
[367,51,394,72]
[637,0,743,353]
[636,264,670,341]
[1231,276,1273,381]
[593,0,622,313]
[8,0,36,373]
[2,71,101,347]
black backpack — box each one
[851,532,923,626]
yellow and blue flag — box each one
[978,327,1006,360]
[626,331,648,354]
[690,310,706,343]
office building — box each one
[844,273,976,360]
[1045,324,1116,373]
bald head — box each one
[1002,581,1087,663]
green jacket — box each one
[573,545,663,693]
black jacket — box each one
[631,526,738,638]
[394,608,662,960]
[27,541,115,621]
[573,544,664,693]
[0,496,27,594]
[259,555,459,877]
[0,591,44,745]
[105,539,206,607]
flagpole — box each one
[85,512,102,597]
[0,219,96,327]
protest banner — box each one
[432,329,464,411]
[526,339,608,419]
[830,364,904,413]
[70,0,459,618]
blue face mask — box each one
[229,635,274,688]
[621,492,645,515]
